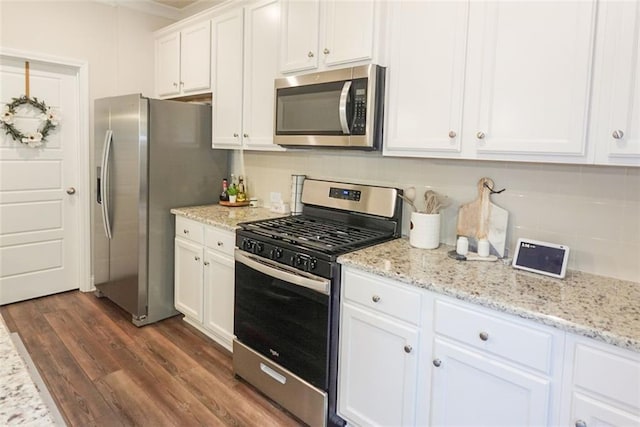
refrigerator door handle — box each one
[100,130,113,240]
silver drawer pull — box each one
[433,359,442,367]
[575,420,587,427]
[183,229,189,234]
[260,363,286,384]
[479,331,489,341]
[217,241,224,246]
[404,345,412,353]
[612,129,624,140]
[204,261,210,266]
[194,256,200,261]
[372,295,381,303]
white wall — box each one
[1,0,174,284]
[233,150,640,282]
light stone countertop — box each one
[0,316,55,425]
[338,238,640,353]
[170,204,288,231]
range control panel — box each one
[329,187,362,202]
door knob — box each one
[66,187,76,195]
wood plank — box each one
[0,291,302,427]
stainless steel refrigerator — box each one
[94,94,227,326]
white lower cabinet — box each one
[338,268,423,427]
[430,337,552,426]
[561,335,640,427]
[174,216,235,351]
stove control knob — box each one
[274,248,283,259]
[242,239,252,251]
[309,258,317,271]
[254,243,264,254]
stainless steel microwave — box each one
[274,64,385,150]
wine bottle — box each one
[219,178,229,202]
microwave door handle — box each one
[338,81,352,135]
[235,249,330,295]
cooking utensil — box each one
[400,187,417,212]
[456,177,508,257]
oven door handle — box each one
[235,249,331,295]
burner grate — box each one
[243,215,392,254]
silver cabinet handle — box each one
[179,81,184,86]
[204,261,210,266]
[575,420,587,427]
[476,131,486,139]
[612,130,625,139]
[404,345,412,353]
[323,48,330,54]
[233,133,239,137]
[183,229,189,235]
[433,359,442,367]
[243,133,249,138]
[217,241,224,247]
[448,130,457,138]
[173,82,178,87]
[479,331,489,341]
[308,51,314,58]
[66,187,76,195]
[372,295,381,303]
[194,256,200,261]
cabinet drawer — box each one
[343,269,421,325]
[434,300,555,374]
[573,341,640,410]
[175,216,204,244]
[205,226,235,256]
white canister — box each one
[477,239,490,257]
[409,212,441,249]
[456,236,469,255]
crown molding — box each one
[94,0,182,20]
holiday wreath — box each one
[1,95,59,147]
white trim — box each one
[0,48,92,293]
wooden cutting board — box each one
[456,177,509,257]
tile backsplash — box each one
[232,150,640,282]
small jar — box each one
[456,236,469,256]
[477,239,490,257]
[249,197,259,208]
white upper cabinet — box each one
[280,0,379,74]
[211,9,244,148]
[212,0,282,151]
[384,1,469,155]
[592,1,640,166]
[466,1,596,161]
[384,0,598,164]
[155,21,211,98]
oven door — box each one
[234,249,331,390]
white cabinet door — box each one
[465,1,596,160]
[322,0,375,67]
[384,1,468,156]
[592,1,640,166]
[212,10,244,148]
[203,248,235,351]
[180,21,211,94]
[571,393,640,427]
[338,302,419,427]
[174,238,204,322]
[279,0,320,73]
[156,32,181,97]
[430,338,551,426]
[242,0,283,151]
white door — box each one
[0,56,81,304]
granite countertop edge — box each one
[338,239,640,353]
[170,204,288,231]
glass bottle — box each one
[237,176,246,202]
[219,178,229,202]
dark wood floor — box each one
[1,290,302,427]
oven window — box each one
[234,261,330,389]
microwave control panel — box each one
[352,78,367,135]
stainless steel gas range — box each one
[233,179,402,426]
